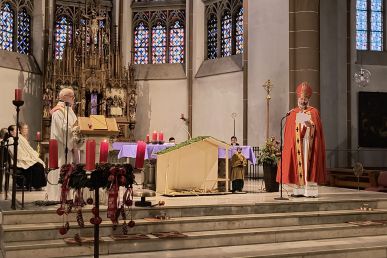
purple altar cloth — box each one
[218,146,256,164]
[112,142,136,151]
[117,143,175,159]
[116,142,256,164]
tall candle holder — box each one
[11,100,24,210]
[231,113,237,137]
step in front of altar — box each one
[3,222,387,258]
[2,197,386,225]
[2,195,387,258]
[77,235,387,258]
[3,208,387,242]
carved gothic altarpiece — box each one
[42,0,137,141]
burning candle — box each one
[99,140,109,164]
[15,89,23,101]
[85,139,96,171]
[36,131,41,141]
[135,141,146,169]
[146,134,150,143]
[158,131,164,142]
[49,139,58,169]
[152,131,157,142]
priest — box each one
[277,82,326,197]
[46,87,79,201]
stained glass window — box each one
[221,12,232,57]
[134,22,149,64]
[151,22,167,64]
[133,10,185,64]
[371,0,383,50]
[356,0,384,51]
[90,93,98,115]
[236,7,243,54]
[55,16,73,60]
[17,8,31,54]
[0,3,14,51]
[169,20,184,63]
[207,13,217,59]
[206,1,243,59]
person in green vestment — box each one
[231,146,247,192]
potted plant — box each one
[258,137,280,192]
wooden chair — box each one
[3,141,29,208]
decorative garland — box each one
[58,163,135,189]
[57,163,135,243]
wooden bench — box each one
[327,168,380,189]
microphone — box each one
[91,101,106,108]
[72,102,81,107]
[282,109,292,119]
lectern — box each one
[78,115,119,163]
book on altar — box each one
[78,116,119,136]
[90,115,108,130]
[296,112,311,124]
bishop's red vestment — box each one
[276,106,326,185]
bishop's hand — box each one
[304,120,313,127]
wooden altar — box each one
[42,0,137,144]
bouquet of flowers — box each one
[257,137,281,166]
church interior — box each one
[1,0,387,257]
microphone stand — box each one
[274,112,290,201]
[64,102,70,165]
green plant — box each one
[257,137,281,166]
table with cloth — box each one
[113,142,256,164]
[113,142,256,193]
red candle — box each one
[36,131,41,141]
[158,131,164,142]
[85,139,96,171]
[49,139,58,169]
[152,131,157,142]
[146,134,150,143]
[99,140,109,164]
[135,141,146,169]
[15,89,23,101]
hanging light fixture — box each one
[354,68,371,88]
[354,53,371,88]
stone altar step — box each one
[75,235,387,258]
[2,197,385,225]
[3,222,387,258]
[3,208,387,242]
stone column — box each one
[188,0,193,136]
[242,0,248,145]
[289,0,320,109]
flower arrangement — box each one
[257,137,281,166]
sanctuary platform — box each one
[1,186,387,258]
